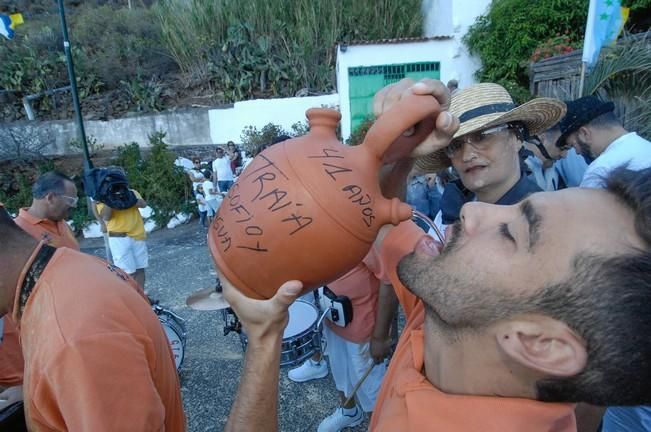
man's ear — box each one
[578,126,592,142]
[496,315,587,377]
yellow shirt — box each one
[96,190,146,240]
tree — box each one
[464,0,588,102]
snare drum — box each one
[153,305,187,371]
[239,300,322,368]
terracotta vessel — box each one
[209,94,441,299]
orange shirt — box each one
[326,249,380,343]
[13,246,186,431]
[369,221,577,432]
[14,208,80,250]
[0,317,24,387]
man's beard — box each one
[577,137,595,163]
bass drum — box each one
[153,305,187,371]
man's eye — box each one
[499,223,516,244]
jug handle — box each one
[362,94,441,161]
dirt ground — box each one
[79,220,369,432]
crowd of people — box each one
[1,76,651,432]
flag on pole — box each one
[0,13,24,40]
[581,0,630,68]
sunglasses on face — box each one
[445,124,511,158]
[556,139,573,151]
[58,194,78,207]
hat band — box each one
[458,103,516,123]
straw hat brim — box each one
[415,98,566,173]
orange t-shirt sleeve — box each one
[376,221,432,319]
[32,334,166,432]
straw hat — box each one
[415,83,566,172]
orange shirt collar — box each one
[18,208,56,228]
[11,241,47,325]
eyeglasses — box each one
[556,138,573,151]
[445,124,511,158]
[58,194,78,207]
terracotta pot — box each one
[209,94,441,299]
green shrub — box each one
[464,0,588,102]
[156,0,423,99]
[139,131,192,227]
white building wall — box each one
[424,0,492,87]
[336,0,492,140]
[208,94,339,144]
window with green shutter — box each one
[348,62,440,133]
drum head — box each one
[284,300,318,338]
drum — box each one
[237,300,322,368]
[153,305,187,371]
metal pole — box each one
[57,0,92,171]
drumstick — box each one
[343,362,376,407]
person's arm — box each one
[99,205,112,221]
[131,190,147,208]
[212,161,219,184]
[370,282,399,363]
[188,171,204,182]
[220,276,302,432]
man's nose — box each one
[460,201,506,236]
[460,142,477,162]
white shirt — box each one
[202,180,221,201]
[195,193,208,212]
[581,132,651,188]
[212,156,234,181]
[188,169,205,190]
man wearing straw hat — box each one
[422,82,563,233]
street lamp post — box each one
[56,0,92,171]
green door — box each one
[348,62,440,133]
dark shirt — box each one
[441,174,542,224]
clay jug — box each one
[209,94,440,299]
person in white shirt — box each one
[211,147,235,193]
[202,170,223,217]
[523,124,587,191]
[557,95,651,189]
[187,158,205,191]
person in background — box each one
[187,158,205,191]
[226,141,242,175]
[557,95,651,188]
[14,171,80,250]
[202,169,223,220]
[212,147,235,193]
[523,123,587,191]
[447,79,459,96]
[96,179,149,290]
[428,82,559,233]
[195,183,209,228]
